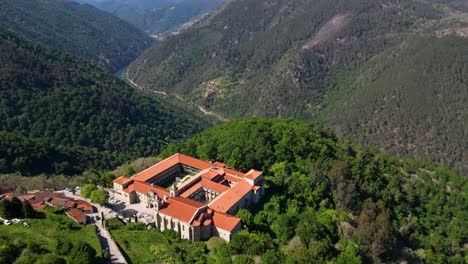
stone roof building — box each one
[112,153,264,241]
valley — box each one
[0,0,466,263]
[125,0,468,173]
[0,0,154,72]
[74,0,224,37]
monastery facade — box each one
[112,153,264,241]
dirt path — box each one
[124,73,229,122]
[197,105,230,122]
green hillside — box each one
[0,207,102,263]
[0,0,154,72]
[76,0,224,36]
[126,0,468,172]
[319,36,467,173]
[157,118,466,263]
[0,30,207,175]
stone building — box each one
[112,153,264,241]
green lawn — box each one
[108,219,169,264]
[107,218,209,264]
[0,207,101,261]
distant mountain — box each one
[126,0,468,173]
[0,29,207,175]
[74,0,224,36]
[0,0,154,72]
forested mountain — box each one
[74,0,224,36]
[0,0,153,72]
[126,0,468,173]
[158,118,466,263]
[0,29,207,175]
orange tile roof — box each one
[75,200,93,211]
[171,196,205,208]
[180,182,202,198]
[244,169,263,180]
[32,203,46,210]
[178,154,214,170]
[201,169,222,180]
[158,197,205,223]
[66,208,87,223]
[20,194,35,201]
[132,154,181,182]
[132,153,213,182]
[209,180,253,213]
[29,198,46,209]
[212,212,241,232]
[133,181,169,198]
[29,191,63,199]
[113,176,133,185]
[49,197,76,208]
[224,168,245,178]
[123,184,135,193]
[213,161,226,168]
[201,179,230,193]
[224,174,243,183]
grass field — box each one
[0,207,101,261]
[107,218,209,263]
[107,219,169,263]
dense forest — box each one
[157,118,466,263]
[126,0,468,173]
[75,0,224,36]
[0,0,154,72]
[0,30,207,175]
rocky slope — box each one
[126,0,468,173]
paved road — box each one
[60,190,128,264]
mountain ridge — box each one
[0,0,154,72]
[0,29,207,175]
[126,0,468,173]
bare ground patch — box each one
[303,13,351,49]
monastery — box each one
[112,153,264,241]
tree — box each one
[90,189,109,206]
[36,254,66,264]
[99,171,116,188]
[329,161,358,212]
[82,170,100,185]
[55,239,73,256]
[0,199,12,219]
[0,197,23,219]
[80,184,97,199]
[233,254,254,264]
[22,200,35,218]
[261,249,285,264]
[335,241,362,264]
[356,199,395,261]
[295,211,326,246]
[69,242,96,264]
[0,243,21,263]
[236,209,253,227]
